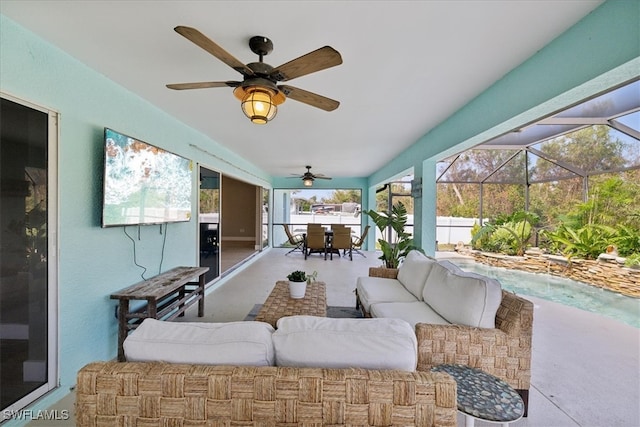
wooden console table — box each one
[110,266,209,361]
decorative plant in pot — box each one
[286,270,318,299]
[366,201,421,269]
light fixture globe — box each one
[241,87,276,124]
[234,84,286,124]
[303,177,314,187]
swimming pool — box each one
[452,260,640,328]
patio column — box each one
[420,160,437,256]
[365,185,377,251]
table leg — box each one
[178,286,186,317]
[198,273,205,317]
[117,300,129,362]
[148,299,157,318]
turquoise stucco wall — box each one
[368,0,640,254]
[0,14,272,407]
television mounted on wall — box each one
[102,128,193,227]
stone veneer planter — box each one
[468,250,640,298]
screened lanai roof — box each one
[437,79,640,184]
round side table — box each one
[431,364,524,427]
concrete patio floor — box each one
[28,248,639,426]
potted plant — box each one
[366,201,421,269]
[286,270,317,299]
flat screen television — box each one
[102,128,193,227]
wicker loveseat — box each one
[355,253,534,415]
[75,362,457,426]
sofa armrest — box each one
[368,266,399,279]
[76,361,458,426]
[415,290,533,392]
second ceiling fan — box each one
[289,166,332,187]
[166,26,343,124]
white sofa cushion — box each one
[422,261,502,328]
[356,276,418,312]
[370,301,450,328]
[124,318,276,366]
[396,250,437,300]
[272,316,417,371]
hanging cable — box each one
[159,223,168,274]
[123,226,148,280]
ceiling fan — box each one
[289,166,332,187]
[166,26,343,124]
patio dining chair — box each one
[330,226,352,260]
[304,227,328,260]
[307,223,324,233]
[351,225,370,257]
[282,224,304,255]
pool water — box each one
[452,260,640,328]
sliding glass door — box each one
[0,95,58,416]
[199,167,220,283]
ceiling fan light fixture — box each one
[235,86,285,124]
[303,177,314,187]
[168,27,342,121]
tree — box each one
[535,125,626,175]
[322,189,361,204]
[436,125,634,229]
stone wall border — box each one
[468,251,640,298]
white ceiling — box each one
[0,0,603,179]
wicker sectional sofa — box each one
[76,362,457,426]
[76,316,458,426]
[355,251,534,415]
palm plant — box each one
[366,201,421,268]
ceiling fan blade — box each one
[174,26,255,76]
[279,85,340,111]
[314,176,332,180]
[166,81,240,90]
[270,46,342,82]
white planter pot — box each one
[288,280,307,299]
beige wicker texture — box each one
[255,281,327,327]
[76,362,458,426]
[415,290,533,393]
[368,267,399,279]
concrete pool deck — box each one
[25,249,640,426]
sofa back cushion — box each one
[397,250,437,300]
[124,318,275,366]
[272,316,417,371]
[422,261,502,328]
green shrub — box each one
[541,223,617,259]
[471,211,538,256]
[612,225,640,257]
[624,253,640,268]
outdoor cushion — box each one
[272,316,417,371]
[369,301,450,328]
[396,250,438,300]
[123,318,276,366]
[422,261,502,328]
[356,276,418,312]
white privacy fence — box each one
[436,217,478,245]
